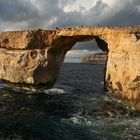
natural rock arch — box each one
[0,26,140,110]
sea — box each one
[0,63,140,140]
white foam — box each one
[69,115,92,125]
[44,88,65,94]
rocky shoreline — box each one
[81,53,107,64]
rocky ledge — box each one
[0,26,140,110]
[81,53,107,64]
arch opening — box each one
[60,37,109,93]
[64,37,108,63]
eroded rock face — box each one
[0,26,140,109]
[0,49,65,87]
[105,32,140,110]
[0,30,56,49]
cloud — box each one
[100,0,140,26]
[0,0,38,22]
[62,0,96,12]
[71,40,99,50]
[0,0,139,32]
[66,49,102,58]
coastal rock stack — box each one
[81,53,107,64]
[0,26,140,110]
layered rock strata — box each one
[81,53,107,64]
[0,26,140,109]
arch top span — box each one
[1,26,138,51]
[0,26,140,110]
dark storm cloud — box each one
[102,0,140,26]
[0,0,139,30]
[0,0,38,22]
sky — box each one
[0,0,140,62]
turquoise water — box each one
[0,63,140,140]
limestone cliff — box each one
[0,49,65,86]
[81,53,107,64]
[0,26,140,110]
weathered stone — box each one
[0,49,65,87]
[81,53,107,64]
[0,30,56,49]
[0,26,140,110]
[105,30,140,109]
